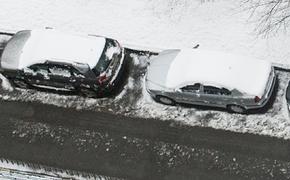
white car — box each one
[145,49,276,113]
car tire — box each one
[12,79,29,89]
[80,88,97,98]
[227,104,246,114]
[156,95,176,106]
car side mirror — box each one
[175,88,182,93]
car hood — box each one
[146,49,180,91]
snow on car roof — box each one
[148,49,272,97]
[1,29,106,70]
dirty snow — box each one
[0,74,13,91]
[0,160,107,180]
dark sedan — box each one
[0,29,125,97]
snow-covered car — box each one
[0,29,125,97]
[145,49,276,113]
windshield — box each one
[92,38,120,76]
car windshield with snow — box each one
[0,29,125,97]
[145,49,276,113]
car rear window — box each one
[92,38,119,76]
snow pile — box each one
[0,160,107,180]
[0,74,13,91]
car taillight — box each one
[97,74,107,84]
[254,96,261,103]
[115,40,122,48]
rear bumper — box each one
[246,73,277,110]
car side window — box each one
[180,83,201,93]
[48,64,71,78]
[203,85,231,95]
[220,88,231,95]
[71,67,85,78]
[29,64,49,76]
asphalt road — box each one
[1,99,289,159]
[0,36,289,179]
[0,99,289,179]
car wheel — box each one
[12,79,29,89]
[156,95,175,106]
[227,104,246,114]
[80,88,97,98]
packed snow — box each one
[0,160,108,180]
[0,0,290,139]
[0,74,12,92]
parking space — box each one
[0,48,289,139]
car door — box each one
[175,83,204,105]
[47,63,76,91]
[25,63,51,87]
[71,64,98,90]
[199,85,232,107]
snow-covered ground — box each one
[0,160,113,180]
[0,0,290,65]
[0,0,290,139]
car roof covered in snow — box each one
[146,49,272,97]
[0,29,106,70]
